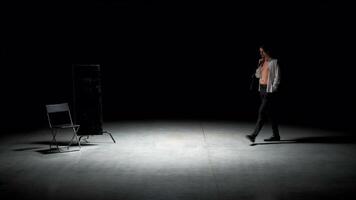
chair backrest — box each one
[46,103,73,128]
[46,103,70,113]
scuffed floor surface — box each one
[1,121,356,200]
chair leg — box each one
[76,133,81,149]
[67,133,77,149]
[52,129,60,151]
[55,129,60,151]
[103,131,116,143]
[50,129,54,149]
[75,126,81,149]
[68,127,81,150]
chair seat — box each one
[52,124,80,129]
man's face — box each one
[259,48,266,58]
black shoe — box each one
[245,135,256,143]
[264,136,280,141]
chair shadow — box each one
[13,147,44,151]
[250,135,356,146]
[12,141,99,154]
[29,141,98,146]
[36,148,80,154]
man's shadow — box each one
[250,135,356,146]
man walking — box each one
[246,45,281,143]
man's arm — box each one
[272,60,280,92]
[255,67,261,78]
[255,58,264,78]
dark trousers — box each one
[252,85,280,137]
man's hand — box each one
[258,58,264,66]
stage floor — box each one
[1,121,356,200]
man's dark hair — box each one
[260,44,274,58]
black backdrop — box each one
[1,1,354,133]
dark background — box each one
[1,1,354,133]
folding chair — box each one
[45,103,81,151]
